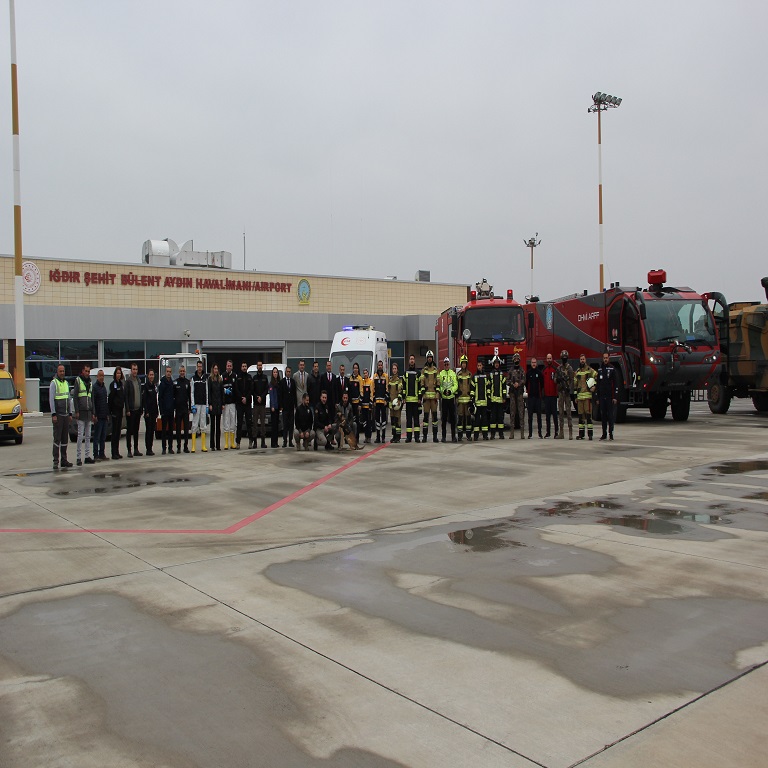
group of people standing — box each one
[49,350,620,469]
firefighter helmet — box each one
[512,353,520,362]
[390,397,402,410]
[426,350,434,359]
[560,349,569,358]
[491,355,501,366]
[459,354,468,365]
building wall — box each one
[0,256,467,318]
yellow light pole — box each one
[588,91,622,292]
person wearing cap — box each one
[574,353,598,440]
[438,356,458,442]
[507,353,526,439]
[402,354,421,443]
[555,349,575,439]
[388,362,403,443]
[456,355,474,441]
[419,350,439,442]
[489,356,506,439]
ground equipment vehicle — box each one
[707,277,768,414]
[525,269,721,421]
[436,279,526,372]
[0,364,23,444]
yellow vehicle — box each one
[0,364,23,445]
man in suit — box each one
[292,359,308,407]
[279,365,296,447]
[323,360,336,412]
[334,364,350,407]
[307,360,322,409]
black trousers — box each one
[441,399,456,437]
[600,397,615,435]
[110,412,123,457]
[161,411,174,449]
[236,403,253,443]
[210,413,221,449]
[527,396,543,436]
[282,407,295,444]
[143,414,156,451]
[175,410,190,446]
[544,396,558,435]
[126,409,141,451]
[270,408,280,447]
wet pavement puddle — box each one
[16,469,214,498]
[264,456,768,697]
[0,594,407,768]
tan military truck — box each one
[708,277,768,413]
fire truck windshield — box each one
[643,299,716,346]
[463,306,525,342]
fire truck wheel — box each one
[670,391,691,422]
[751,392,768,412]
[707,382,732,414]
[648,394,668,420]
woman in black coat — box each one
[268,367,281,448]
[207,364,224,450]
[107,366,125,459]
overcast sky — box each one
[0,1,765,303]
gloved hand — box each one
[206,406,210,415]
[192,405,197,414]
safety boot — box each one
[201,433,208,452]
[191,434,197,453]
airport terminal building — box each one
[0,254,468,410]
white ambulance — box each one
[330,326,388,375]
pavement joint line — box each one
[160,567,550,768]
[0,568,156,601]
[0,444,390,535]
[565,659,768,768]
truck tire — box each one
[648,393,668,420]
[708,382,731,414]
[751,392,768,412]
[671,390,691,422]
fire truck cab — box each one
[436,279,526,372]
[525,270,721,422]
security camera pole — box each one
[524,233,541,300]
[588,91,622,292]
[8,0,26,408]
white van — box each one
[330,326,388,376]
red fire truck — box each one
[524,269,723,421]
[436,279,527,372]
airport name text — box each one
[48,269,292,293]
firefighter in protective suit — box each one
[555,349,575,439]
[437,357,458,442]
[456,355,474,441]
[372,360,389,443]
[388,363,403,443]
[419,350,439,442]
[574,353,598,440]
[473,360,489,440]
[403,355,421,443]
[489,356,506,439]
[507,353,526,439]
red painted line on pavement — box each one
[0,444,389,535]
